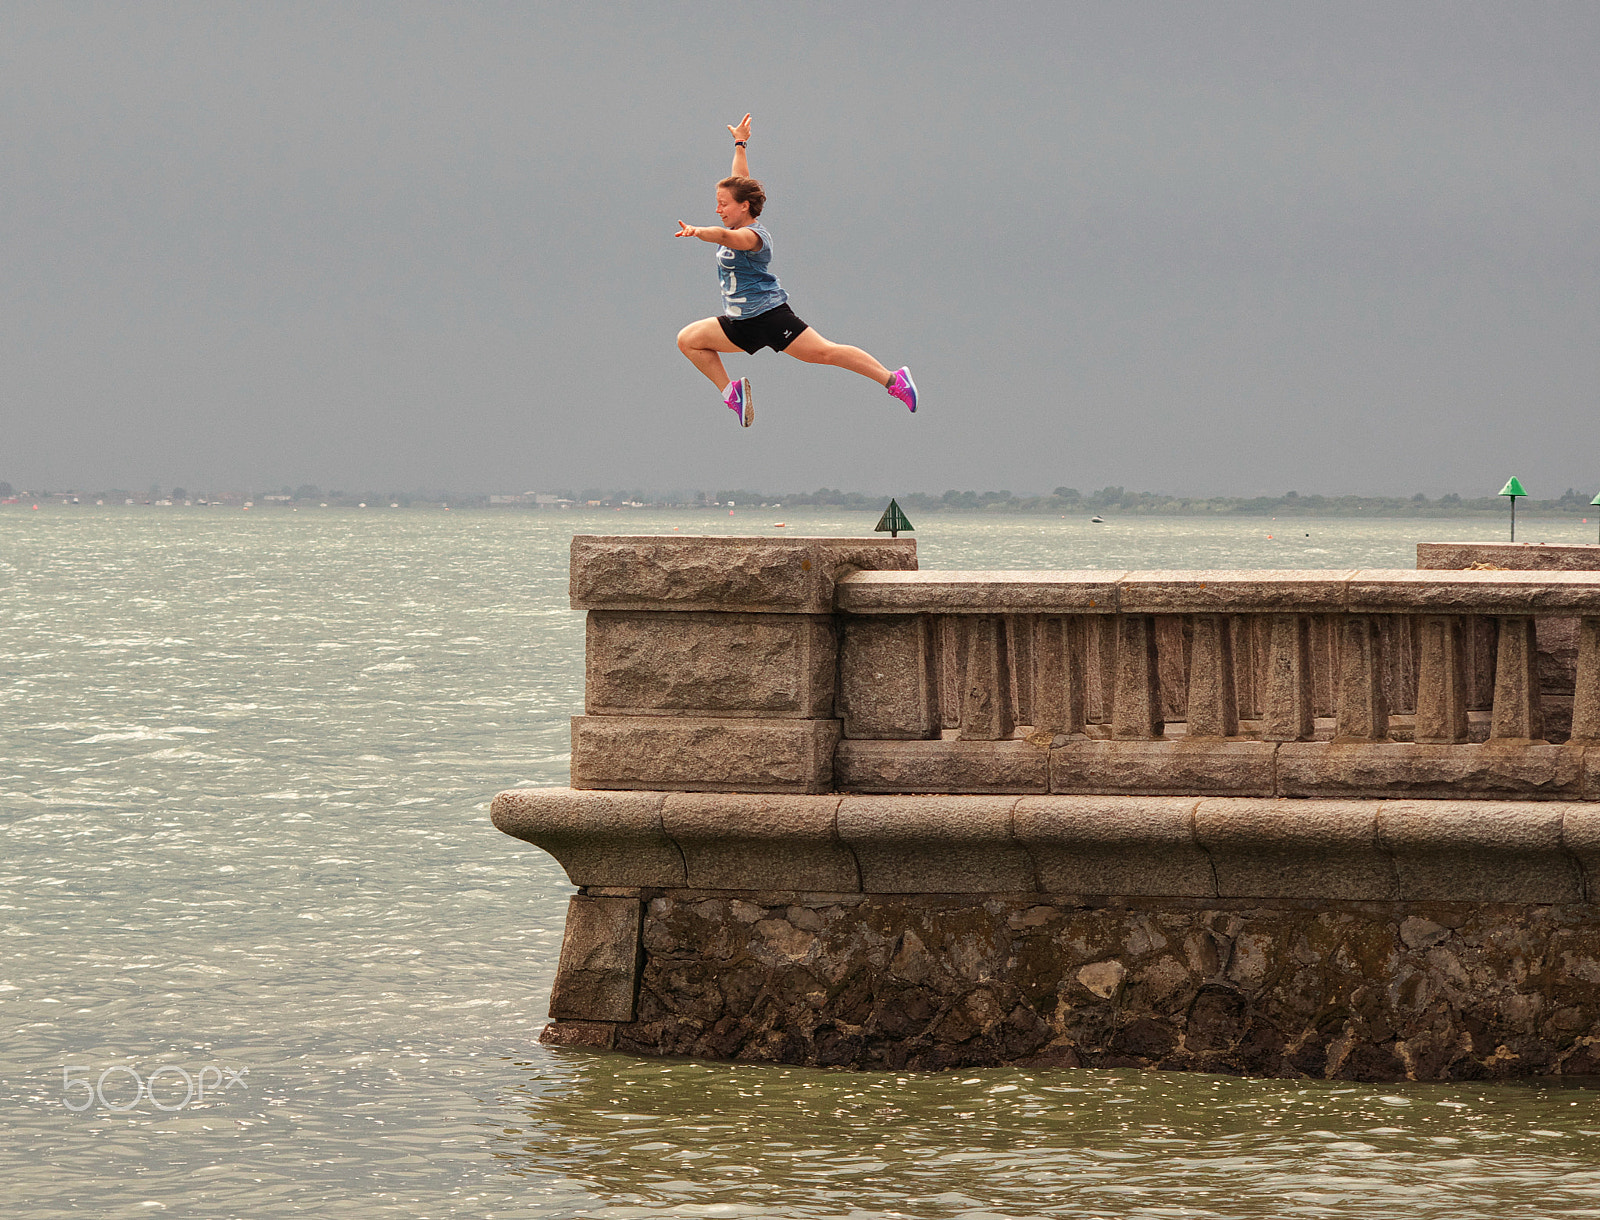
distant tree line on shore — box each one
[699,486,1600,518]
[6,480,1598,518]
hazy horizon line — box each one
[6,481,1598,516]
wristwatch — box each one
[734,141,747,147]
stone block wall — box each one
[568,535,914,793]
[492,535,1600,1081]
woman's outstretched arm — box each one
[728,113,751,177]
[674,220,760,250]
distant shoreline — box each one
[5,485,1598,520]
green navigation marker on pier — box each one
[1499,476,1527,542]
[874,498,914,539]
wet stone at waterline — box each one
[587,893,1600,1081]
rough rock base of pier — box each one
[542,890,1600,1081]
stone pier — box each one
[492,535,1600,1081]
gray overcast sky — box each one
[2,1,1596,497]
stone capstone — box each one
[836,796,1035,893]
[570,534,917,614]
[1377,800,1581,904]
[1417,542,1600,573]
[1194,798,1396,902]
[490,788,684,887]
[1012,796,1214,897]
[662,793,857,891]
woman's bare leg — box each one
[783,328,892,385]
[676,317,743,391]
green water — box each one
[3,506,1598,1218]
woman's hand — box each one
[675,221,699,239]
[727,113,751,143]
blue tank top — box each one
[717,223,787,318]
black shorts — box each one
[717,303,810,354]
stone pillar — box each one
[1571,617,1600,742]
[1261,614,1314,742]
[1112,615,1163,739]
[1335,615,1389,741]
[1186,614,1238,738]
[1414,615,1469,745]
[838,615,941,739]
[568,534,915,793]
[1033,616,1086,737]
[960,616,1015,740]
[1491,616,1544,741]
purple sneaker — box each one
[723,377,753,427]
[887,367,917,413]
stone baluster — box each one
[1156,615,1192,722]
[1490,616,1543,741]
[1111,615,1164,739]
[1311,614,1340,719]
[1378,615,1420,716]
[1231,614,1259,720]
[1033,616,1087,737]
[960,616,1015,740]
[1571,617,1600,741]
[1082,616,1115,725]
[1334,615,1388,740]
[1414,615,1469,744]
[1080,619,1103,725]
[1465,616,1498,711]
[1253,617,1274,721]
[1185,614,1238,737]
[938,615,967,730]
[1095,616,1118,725]
[1007,616,1035,728]
[1261,614,1314,742]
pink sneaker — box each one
[887,367,917,413]
[723,377,753,427]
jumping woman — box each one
[675,114,917,427]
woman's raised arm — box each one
[728,113,751,178]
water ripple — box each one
[4,508,1600,1217]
